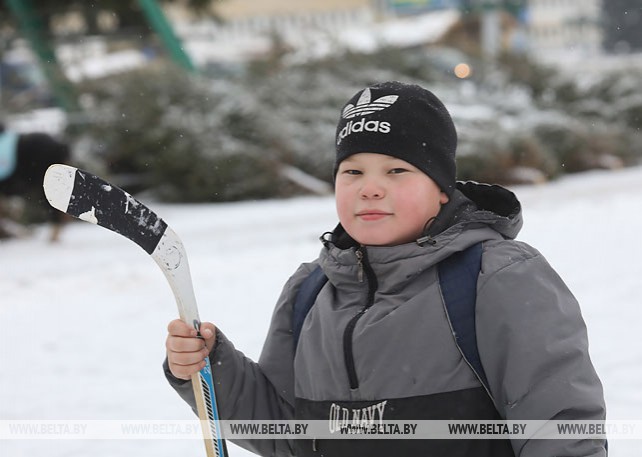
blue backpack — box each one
[292,242,490,392]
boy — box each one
[165,81,606,456]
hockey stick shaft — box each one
[43,164,226,457]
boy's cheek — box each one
[334,193,352,223]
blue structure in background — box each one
[386,0,527,19]
[386,0,461,15]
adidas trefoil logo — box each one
[337,88,398,145]
[342,88,399,119]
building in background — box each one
[526,0,603,61]
[165,0,377,63]
[166,0,467,64]
[169,0,612,65]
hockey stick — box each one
[43,164,226,457]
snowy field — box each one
[1,166,642,456]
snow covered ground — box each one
[1,166,641,456]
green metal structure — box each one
[4,0,197,112]
[4,0,79,112]
[137,0,197,73]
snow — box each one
[328,9,461,54]
[182,9,461,64]
[2,166,642,456]
[64,49,148,83]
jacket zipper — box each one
[343,246,377,390]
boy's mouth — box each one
[356,210,392,221]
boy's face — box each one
[335,153,449,246]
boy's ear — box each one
[440,192,449,205]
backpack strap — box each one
[437,242,489,392]
[292,265,328,351]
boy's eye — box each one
[389,168,409,174]
[343,169,362,175]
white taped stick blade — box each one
[43,164,77,213]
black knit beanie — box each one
[334,81,457,196]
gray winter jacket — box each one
[165,181,606,457]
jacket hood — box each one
[432,181,523,240]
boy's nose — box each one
[360,180,385,199]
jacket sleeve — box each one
[163,262,318,457]
[475,241,606,457]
